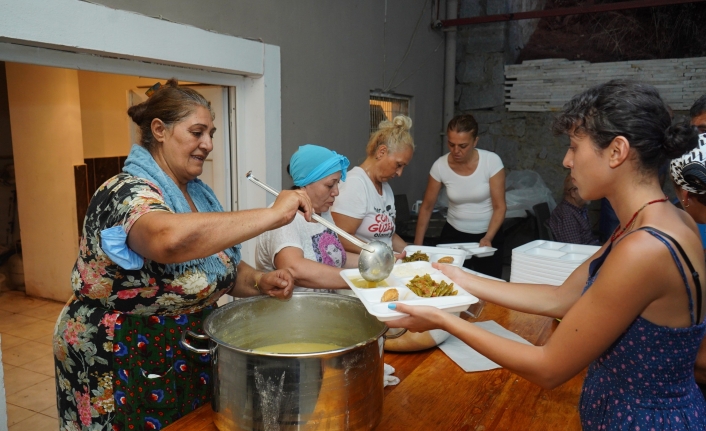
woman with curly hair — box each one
[388,80,706,430]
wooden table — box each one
[164,303,585,431]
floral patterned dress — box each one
[54,173,237,431]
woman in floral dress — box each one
[54,79,312,431]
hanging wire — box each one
[388,39,444,92]
[382,0,388,88]
[384,0,430,92]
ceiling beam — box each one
[441,0,706,27]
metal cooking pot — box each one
[181,292,405,431]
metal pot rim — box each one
[202,292,388,357]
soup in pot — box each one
[252,342,342,354]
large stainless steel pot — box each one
[181,293,404,431]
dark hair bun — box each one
[663,120,698,159]
[127,103,149,124]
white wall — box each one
[5,63,84,302]
[89,0,446,203]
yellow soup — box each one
[348,277,389,289]
[252,342,342,354]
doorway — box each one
[2,64,236,302]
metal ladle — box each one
[246,172,395,282]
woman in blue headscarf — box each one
[256,144,359,292]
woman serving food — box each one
[256,144,360,292]
[53,79,311,430]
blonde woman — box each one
[332,115,414,254]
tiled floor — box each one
[1,290,65,431]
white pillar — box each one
[6,63,82,302]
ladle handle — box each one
[246,171,375,254]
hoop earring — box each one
[684,198,690,208]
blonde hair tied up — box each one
[367,114,414,157]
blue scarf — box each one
[123,144,241,281]
[290,144,350,186]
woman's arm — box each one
[480,170,507,247]
[390,234,673,388]
[391,233,407,254]
[128,189,312,263]
[435,250,597,318]
[230,261,295,300]
[414,176,443,245]
[343,252,359,269]
[330,212,364,254]
[273,247,349,289]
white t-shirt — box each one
[430,149,504,234]
[255,210,346,293]
[330,166,396,247]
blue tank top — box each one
[579,227,706,430]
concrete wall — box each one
[88,0,446,205]
[5,63,83,302]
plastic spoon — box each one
[246,171,395,282]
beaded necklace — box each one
[610,197,669,243]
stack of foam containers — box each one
[510,240,600,286]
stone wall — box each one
[455,0,572,202]
[473,110,568,202]
[455,1,687,204]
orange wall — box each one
[5,63,84,302]
[77,72,160,158]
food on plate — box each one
[437,256,455,264]
[406,274,457,297]
[392,264,433,278]
[381,288,399,302]
[348,277,389,289]
[402,250,429,263]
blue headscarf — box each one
[290,144,350,186]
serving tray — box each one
[340,262,479,322]
[436,242,497,258]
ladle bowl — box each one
[358,240,395,282]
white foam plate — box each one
[465,246,497,258]
[402,245,467,266]
[510,261,574,279]
[511,253,590,270]
[436,242,478,259]
[559,243,601,255]
[510,268,568,284]
[436,242,497,258]
[340,268,479,322]
[523,247,567,259]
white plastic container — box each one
[402,245,467,266]
[436,242,497,258]
[340,268,479,322]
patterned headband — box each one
[670,133,706,195]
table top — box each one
[164,303,584,431]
